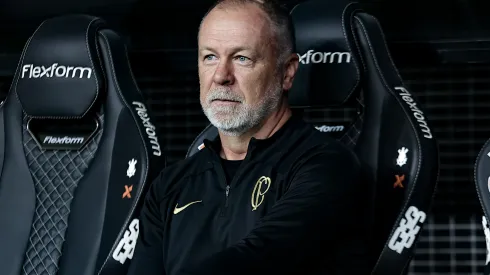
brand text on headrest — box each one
[21,63,92,79]
[298,50,351,64]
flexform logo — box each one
[298,50,351,64]
[43,135,84,145]
[315,125,345,133]
[133,101,162,157]
[21,63,92,79]
[395,86,433,139]
[35,134,88,150]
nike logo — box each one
[173,200,202,214]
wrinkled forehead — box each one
[198,4,274,51]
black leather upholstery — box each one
[0,15,165,275]
[186,1,439,274]
[290,0,360,107]
[351,10,439,275]
[16,17,103,118]
[474,139,490,274]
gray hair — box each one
[198,0,295,66]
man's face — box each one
[198,4,284,136]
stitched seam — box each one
[122,44,167,164]
[365,14,405,82]
[473,138,490,231]
[96,32,150,274]
[15,17,100,119]
[354,17,425,270]
[337,10,366,142]
[339,3,362,104]
[76,17,100,119]
[13,21,47,115]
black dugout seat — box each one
[0,15,165,275]
[474,139,490,274]
[186,1,439,274]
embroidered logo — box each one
[251,176,271,211]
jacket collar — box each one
[203,115,304,160]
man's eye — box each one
[237,56,249,62]
[204,55,216,61]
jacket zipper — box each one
[220,184,230,217]
[217,165,229,217]
[215,140,256,217]
[220,168,247,216]
[225,185,230,207]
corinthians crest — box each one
[251,176,271,211]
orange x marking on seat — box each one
[394,174,405,188]
[123,185,133,199]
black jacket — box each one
[127,116,371,275]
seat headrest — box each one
[289,0,362,107]
[12,15,105,118]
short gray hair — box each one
[199,0,295,66]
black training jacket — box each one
[127,116,371,275]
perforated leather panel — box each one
[21,112,104,275]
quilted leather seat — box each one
[0,14,165,275]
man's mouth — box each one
[212,99,241,103]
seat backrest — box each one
[291,2,440,273]
[0,15,165,275]
[186,1,439,274]
[474,138,490,274]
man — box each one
[127,0,369,274]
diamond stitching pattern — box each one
[339,113,363,148]
[339,94,364,148]
[21,112,104,275]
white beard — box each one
[201,80,283,136]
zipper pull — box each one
[224,185,231,208]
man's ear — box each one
[282,53,299,91]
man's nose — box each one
[212,60,234,85]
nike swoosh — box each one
[173,200,202,214]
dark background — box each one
[1,0,489,273]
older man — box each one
[127,0,369,274]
